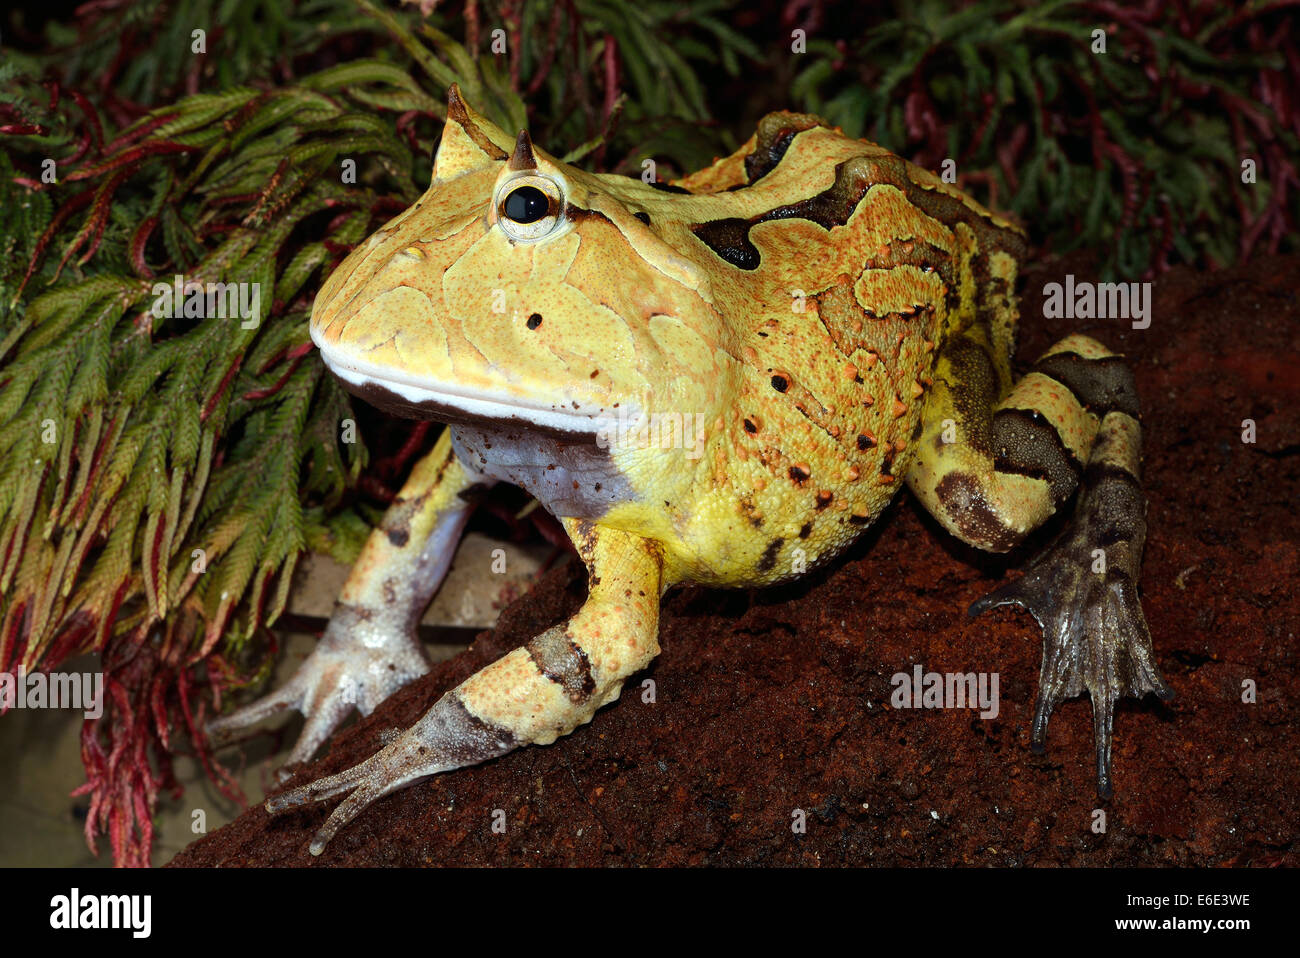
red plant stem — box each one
[73,167,133,268]
[69,89,104,156]
[358,473,397,504]
[15,189,94,300]
[102,112,177,155]
[374,420,434,479]
[65,141,199,182]
[128,215,159,278]
[466,0,480,54]
[241,354,305,401]
[526,1,565,97]
[202,357,243,422]
[256,339,314,375]
[602,34,618,126]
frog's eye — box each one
[495,174,564,242]
[503,186,548,223]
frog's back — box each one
[641,111,1027,586]
[673,111,1027,348]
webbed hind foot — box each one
[971,412,1173,797]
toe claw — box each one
[1029,694,1053,753]
[267,761,369,814]
[967,576,1034,619]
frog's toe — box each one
[969,461,1172,797]
[266,689,516,856]
[207,674,306,742]
[206,615,431,771]
[266,749,404,856]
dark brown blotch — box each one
[757,537,784,573]
[934,472,1022,552]
[692,218,761,270]
[1034,352,1142,419]
[991,407,1083,505]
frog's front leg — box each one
[907,332,1173,796]
[208,428,489,770]
[266,518,665,855]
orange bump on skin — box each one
[911,380,925,398]
[892,398,908,418]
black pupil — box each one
[503,186,549,224]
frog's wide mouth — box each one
[315,340,618,438]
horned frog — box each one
[209,87,1172,855]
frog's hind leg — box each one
[907,332,1172,797]
[266,519,665,855]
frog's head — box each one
[310,85,732,443]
